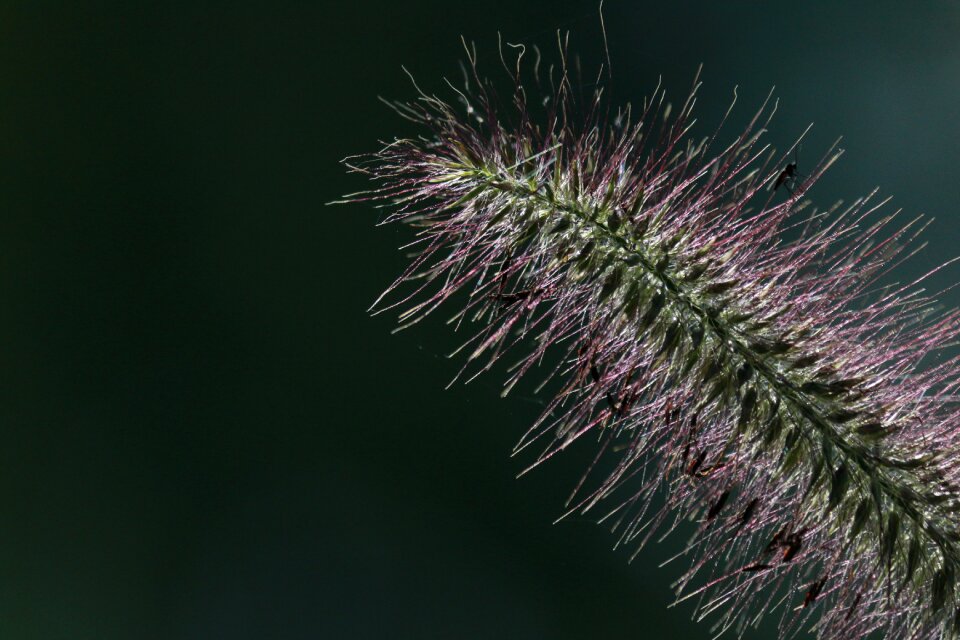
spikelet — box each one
[337,38,960,639]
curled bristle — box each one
[338,40,960,640]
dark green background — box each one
[0,2,956,638]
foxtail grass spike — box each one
[336,37,960,639]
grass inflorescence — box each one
[336,37,960,640]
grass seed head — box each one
[338,38,960,640]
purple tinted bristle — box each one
[338,39,960,640]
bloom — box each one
[338,42,960,639]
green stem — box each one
[467,164,959,575]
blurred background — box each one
[0,2,957,638]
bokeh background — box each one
[0,2,957,638]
